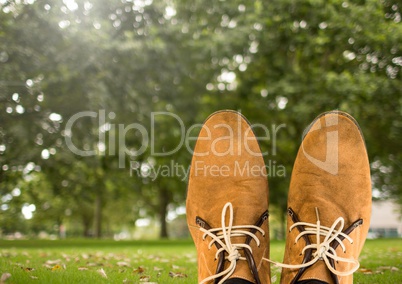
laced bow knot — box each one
[316,243,329,259]
[198,202,265,284]
[264,208,360,277]
[227,249,241,262]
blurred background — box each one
[0,0,401,240]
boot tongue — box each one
[296,230,337,284]
[220,230,255,282]
[297,280,330,284]
[223,278,254,284]
[299,260,335,284]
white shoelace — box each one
[265,208,359,277]
[199,202,266,284]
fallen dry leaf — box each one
[133,266,145,274]
[21,267,35,272]
[123,279,157,284]
[87,262,100,267]
[378,266,400,272]
[45,259,61,265]
[169,271,187,278]
[78,267,88,271]
[358,268,373,274]
[0,272,11,282]
[139,275,151,282]
[30,276,39,280]
[117,261,130,267]
[97,268,108,278]
[62,256,71,262]
[51,264,63,271]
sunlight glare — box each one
[22,204,36,220]
[63,0,78,11]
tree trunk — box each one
[94,193,102,238]
[159,187,170,239]
[82,215,92,237]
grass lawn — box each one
[0,238,401,283]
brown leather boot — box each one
[280,111,372,284]
[186,110,271,284]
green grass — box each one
[0,238,401,283]
[0,239,197,284]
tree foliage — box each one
[0,0,401,238]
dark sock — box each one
[297,280,329,284]
[223,278,253,284]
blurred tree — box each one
[242,0,402,218]
[182,0,402,230]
